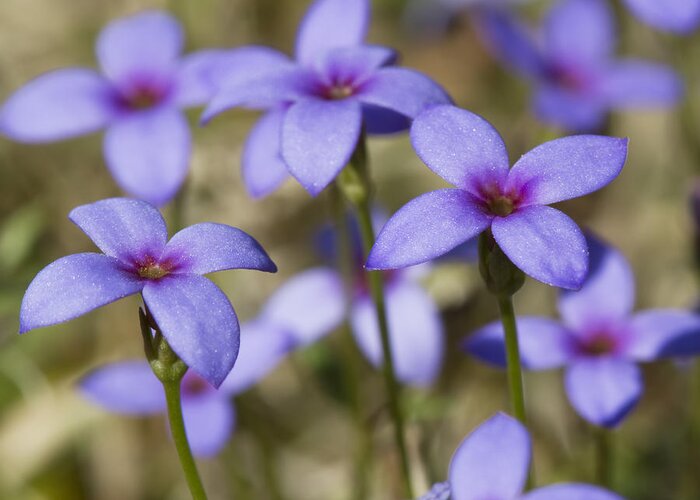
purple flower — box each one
[476,0,683,131]
[418,412,623,500]
[0,11,280,205]
[20,198,276,387]
[80,320,292,456]
[202,0,451,198]
[367,105,628,290]
[622,0,700,34]
[465,237,700,427]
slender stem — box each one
[163,380,208,500]
[595,428,612,489]
[496,295,527,424]
[355,200,414,498]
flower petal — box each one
[626,310,700,361]
[362,105,411,134]
[491,205,588,289]
[0,69,115,142]
[80,361,165,414]
[172,49,232,107]
[242,108,290,198]
[622,0,700,34]
[259,268,345,346]
[162,223,276,275]
[68,197,168,263]
[564,358,642,427]
[449,412,530,500]
[357,68,451,121]
[219,320,294,395]
[558,236,635,331]
[182,395,236,457]
[295,0,370,65]
[544,0,614,64]
[281,98,362,196]
[143,275,239,388]
[409,105,509,191]
[350,281,444,387]
[367,189,492,270]
[318,45,396,84]
[474,9,545,78]
[507,135,628,206]
[532,85,608,132]
[96,10,183,85]
[464,317,573,370]
[19,253,143,333]
[104,108,191,206]
[598,60,683,108]
[523,483,624,500]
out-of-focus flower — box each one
[0,10,278,205]
[81,320,292,456]
[622,0,700,34]
[418,413,624,500]
[258,215,445,387]
[476,0,683,131]
[202,0,451,198]
[367,105,627,290]
[465,237,700,427]
[20,198,276,387]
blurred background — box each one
[1,0,699,498]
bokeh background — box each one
[1,0,699,499]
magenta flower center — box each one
[117,81,169,111]
[135,256,174,280]
[477,183,522,217]
[182,372,211,397]
[576,331,619,356]
[546,62,590,92]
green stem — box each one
[595,428,612,489]
[497,295,527,425]
[163,380,208,500]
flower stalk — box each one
[337,134,414,499]
[139,308,209,500]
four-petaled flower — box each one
[418,412,623,500]
[80,320,292,456]
[202,0,451,198]
[20,198,276,387]
[367,105,628,290]
[465,237,700,427]
[476,0,682,131]
[0,10,278,205]
[621,0,700,34]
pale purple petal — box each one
[143,275,239,388]
[362,105,411,134]
[295,0,370,65]
[208,46,291,90]
[68,197,168,263]
[104,108,190,206]
[357,68,451,121]
[259,268,345,346]
[449,412,530,500]
[622,0,700,34]
[219,320,294,395]
[19,253,143,333]
[465,317,573,370]
[0,69,115,142]
[474,9,545,78]
[182,395,235,457]
[201,67,314,122]
[507,135,628,206]
[318,45,396,84]
[544,0,614,64]
[172,50,232,107]
[598,60,683,108]
[558,237,635,331]
[409,105,509,191]
[564,358,642,427]
[492,206,588,290]
[162,223,276,275]
[523,484,624,500]
[367,189,492,270]
[626,310,700,361]
[350,281,444,387]
[241,108,290,198]
[281,98,362,196]
[80,361,165,414]
[532,85,607,132]
[96,11,183,85]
